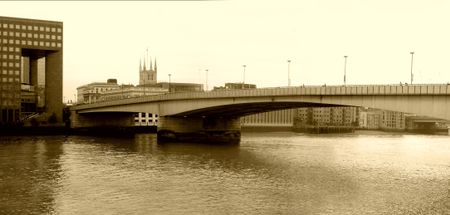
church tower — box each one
[139,50,157,86]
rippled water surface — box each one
[0,132,449,214]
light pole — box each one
[344,56,348,85]
[410,52,414,84]
[287,60,291,87]
[168,74,172,93]
[242,65,246,89]
[205,69,208,91]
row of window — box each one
[1,100,16,107]
[0,23,61,33]
[1,39,61,48]
[0,77,20,83]
[1,69,20,75]
[1,91,20,98]
[1,47,20,52]
[0,31,62,41]
[1,54,20,60]
[134,113,159,118]
[1,62,20,68]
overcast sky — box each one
[2,0,450,101]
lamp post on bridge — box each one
[205,69,208,91]
[242,65,246,89]
[168,74,171,93]
[287,60,291,87]
[343,56,348,86]
[410,51,414,84]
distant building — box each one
[76,79,120,104]
[214,83,257,90]
[358,108,406,131]
[99,85,167,101]
[134,112,159,126]
[241,109,295,129]
[380,110,405,130]
[139,56,157,86]
[0,16,63,124]
[359,109,381,129]
[405,115,448,132]
[294,107,359,126]
[155,82,203,93]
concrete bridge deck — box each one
[70,84,450,143]
[72,84,450,111]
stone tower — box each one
[139,52,157,86]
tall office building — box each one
[0,16,63,124]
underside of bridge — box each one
[157,102,347,144]
[170,102,342,118]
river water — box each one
[0,131,449,214]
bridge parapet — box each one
[71,84,450,112]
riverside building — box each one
[0,16,63,125]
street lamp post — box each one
[344,56,348,85]
[287,60,291,87]
[168,74,172,93]
[242,65,246,89]
[205,69,208,91]
[410,52,414,84]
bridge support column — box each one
[157,116,241,143]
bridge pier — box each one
[157,116,241,143]
[70,111,135,129]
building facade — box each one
[380,110,405,130]
[0,16,63,124]
[359,110,381,129]
[241,109,295,128]
[294,107,359,127]
[76,79,119,104]
[134,112,159,126]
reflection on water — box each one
[0,132,449,214]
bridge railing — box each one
[72,84,450,110]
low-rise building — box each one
[76,79,119,104]
[359,109,381,129]
[241,109,295,129]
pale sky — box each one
[1,0,450,102]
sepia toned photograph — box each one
[0,1,449,214]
